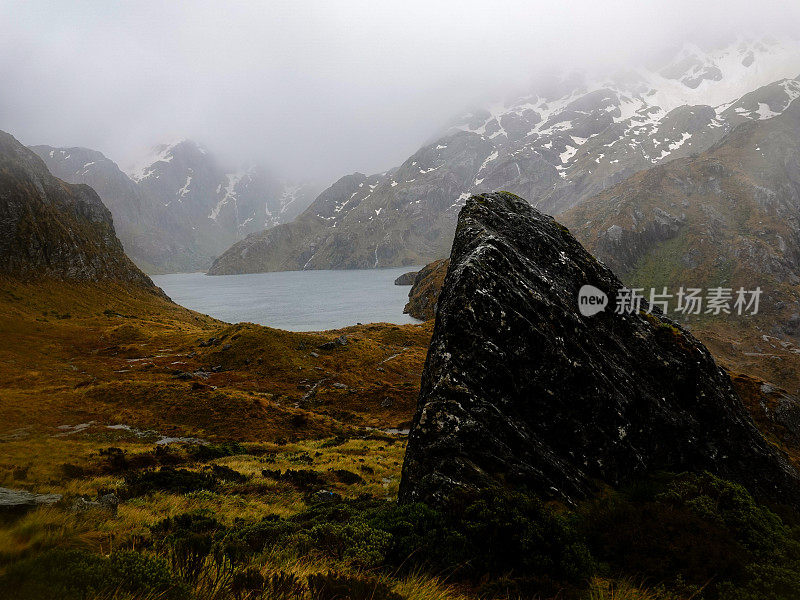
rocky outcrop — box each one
[399,192,800,508]
[403,258,449,320]
[0,131,161,290]
[0,487,61,517]
[394,270,418,286]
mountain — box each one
[31,144,205,273]
[129,140,319,251]
[209,37,800,274]
[0,130,158,290]
[399,192,800,508]
[31,140,320,273]
[559,96,800,391]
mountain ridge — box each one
[0,131,160,291]
[31,140,320,273]
[208,37,800,274]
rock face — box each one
[399,192,800,508]
[209,39,800,273]
[0,131,160,289]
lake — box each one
[151,267,423,331]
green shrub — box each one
[124,467,217,497]
[657,472,796,558]
[210,463,248,483]
[231,566,265,600]
[189,441,246,461]
[580,471,800,600]
[303,520,392,567]
[456,491,594,582]
[280,468,326,490]
[292,490,593,589]
[307,571,402,600]
[330,468,364,485]
[224,516,297,554]
[153,512,225,582]
[0,548,188,600]
[265,570,306,600]
[108,550,186,598]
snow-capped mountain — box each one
[31,140,319,272]
[209,37,800,274]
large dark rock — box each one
[399,192,800,508]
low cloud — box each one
[1,0,798,183]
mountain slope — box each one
[554,97,800,396]
[31,145,206,273]
[209,37,800,274]
[0,130,159,290]
[562,98,800,331]
[30,141,320,273]
[208,132,494,273]
[129,140,319,257]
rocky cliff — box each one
[0,130,160,290]
[399,192,800,508]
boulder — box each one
[319,335,348,350]
[0,487,62,517]
[399,192,800,508]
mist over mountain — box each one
[3,1,800,183]
[209,36,800,274]
[30,141,320,272]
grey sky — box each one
[2,0,799,184]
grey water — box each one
[151,267,423,331]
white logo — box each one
[578,285,608,316]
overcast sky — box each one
[1,0,799,184]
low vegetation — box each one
[4,282,800,599]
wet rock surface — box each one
[399,191,800,507]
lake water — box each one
[151,267,423,331]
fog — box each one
[1,0,799,183]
